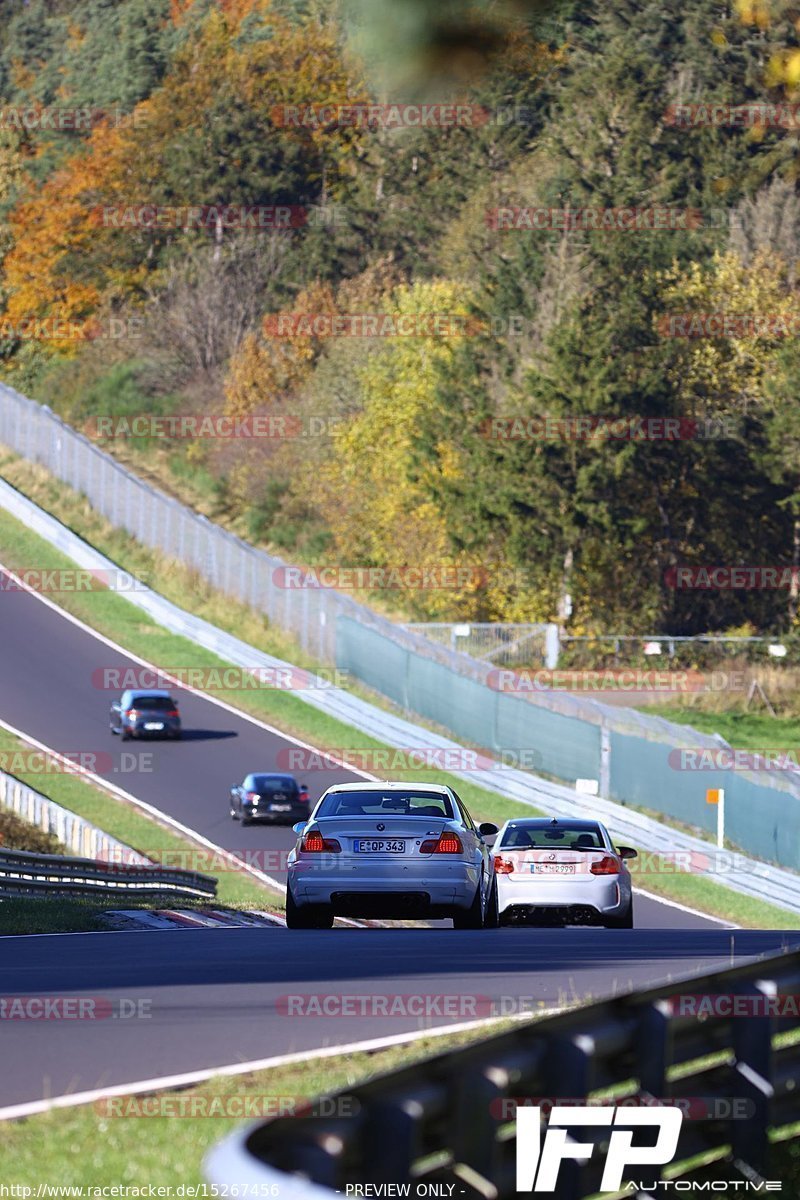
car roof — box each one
[122,689,173,700]
[496,817,609,838]
[247,772,297,782]
[503,818,604,828]
[321,782,452,794]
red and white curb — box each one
[100,908,381,930]
[101,909,283,930]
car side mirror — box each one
[292,822,308,837]
[478,822,499,838]
[111,702,120,712]
[617,846,637,860]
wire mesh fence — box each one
[402,622,559,666]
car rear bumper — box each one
[243,805,307,822]
[497,875,626,921]
[127,721,180,738]
[289,859,478,911]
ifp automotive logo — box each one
[516,1105,683,1192]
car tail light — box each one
[493,855,515,874]
[298,790,310,804]
[419,832,463,854]
[301,831,341,853]
[245,791,259,802]
[590,855,620,875]
[166,710,179,718]
[126,709,138,719]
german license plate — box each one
[270,804,291,812]
[144,722,164,730]
[354,839,405,853]
[530,863,575,874]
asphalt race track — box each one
[2,570,798,1111]
[2,926,798,1109]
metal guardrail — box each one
[206,947,800,1199]
[0,845,217,898]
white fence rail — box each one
[0,760,216,898]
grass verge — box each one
[0,1019,797,1189]
[0,455,797,929]
[648,704,800,754]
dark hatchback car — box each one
[230,773,310,826]
[110,689,182,740]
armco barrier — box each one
[0,758,216,898]
[2,384,800,872]
[0,845,216,898]
[0,767,149,865]
[205,947,800,1199]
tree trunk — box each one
[213,210,223,263]
[557,546,573,632]
[789,512,800,626]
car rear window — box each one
[316,791,453,818]
[131,696,176,711]
[500,824,604,850]
[251,776,298,796]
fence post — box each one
[545,623,560,669]
[599,723,611,798]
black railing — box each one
[232,948,800,1199]
[0,846,217,898]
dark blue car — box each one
[230,773,310,826]
[110,689,182,741]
